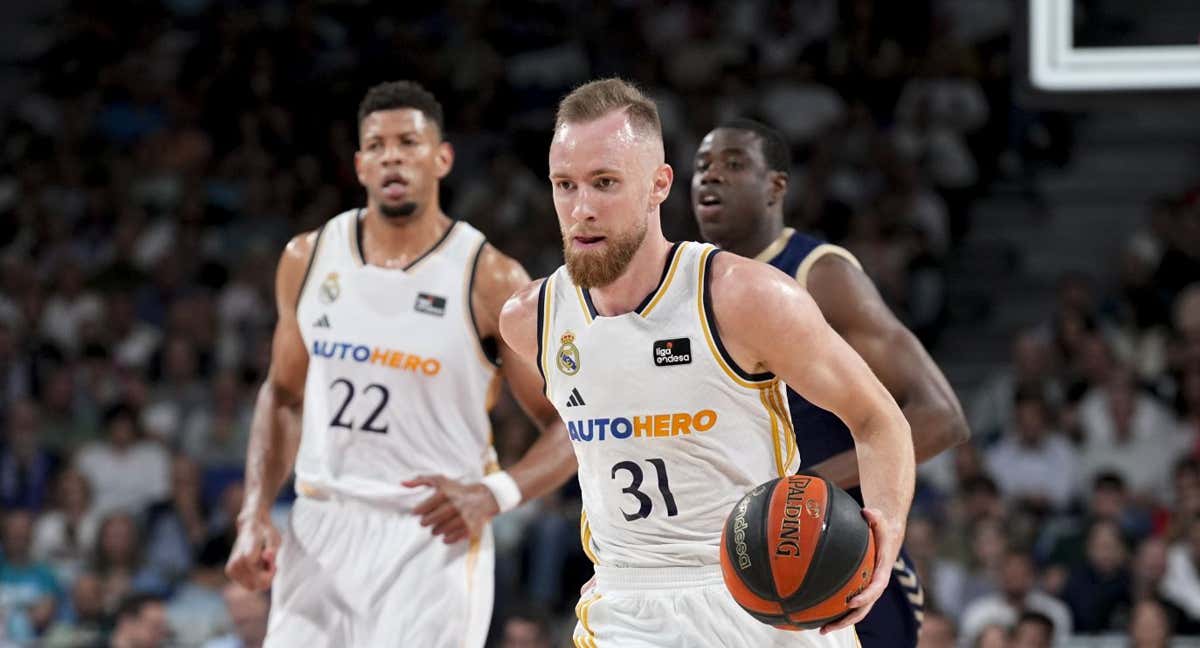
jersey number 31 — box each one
[611,458,678,521]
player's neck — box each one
[360,203,452,269]
[722,216,784,260]
[588,234,674,316]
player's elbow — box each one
[925,394,970,451]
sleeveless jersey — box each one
[756,228,864,498]
[539,241,799,568]
[294,209,498,508]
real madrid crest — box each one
[556,331,580,376]
[319,272,341,304]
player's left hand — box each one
[405,475,500,544]
[820,507,901,635]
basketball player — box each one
[691,120,969,648]
[224,81,577,648]
[500,78,915,647]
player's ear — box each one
[766,171,788,207]
[353,150,366,187]
[435,141,454,179]
[649,163,674,209]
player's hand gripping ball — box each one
[719,473,875,630]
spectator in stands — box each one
[1038,472,1151,582]
[1129,599,1173,648]
[960,550,1072,646]
[969,330,1063,447]
[1009,610,1055,648]
[92,512,168,612]
[0,399,55,510]
[975,624,1008,648]
[916,610,956,648]
[110,593,170,648]
[1060,519,1132,634]
[0,508,60,642]
[181,371,251,468]
[145,455,209,583]
[202,582,269,648]
[497,603,555,648]
[31,467,101,585]
[41,570,105,648]
[984,387,1076,511]
[74,402,170,517]
[1078,369,1187,500]
[1162,515,1200,630]
[167,536,233,647]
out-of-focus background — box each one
[1,1,1199,646]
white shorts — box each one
[572,564,860,648]
[265,496,494,648]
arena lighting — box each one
[1029,0,1200,91]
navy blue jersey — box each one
[755,229,864,491]
[756,228,924,647]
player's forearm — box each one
[851,409,914,531]
[506,420,577,504]
[240,381,303,522]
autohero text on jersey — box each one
[311,339,442,376]
[566,409,718,442]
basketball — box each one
[719,473,876,630]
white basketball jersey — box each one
[294,209,498,508]
[539,242,800,568]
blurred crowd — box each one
[0,0,1192,647]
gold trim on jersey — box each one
[695,246,775,389]
[753,227,795,263]
[574,592,602,648]
[574,285,594,324]
[765,383,797,471]
[638,243,686,318]
[539,275,556,398]
[580,510,599,565]
[759,385,786,477]
[794,243,862,290]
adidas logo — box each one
[565,388,586,408]
[314,315,331,328]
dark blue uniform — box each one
[762,229,924,648]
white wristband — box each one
[481,471,522,514]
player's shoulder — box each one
[498,276,549,358]
[474,243,532,296]
[282,228,322,266]
[500,276,548,321]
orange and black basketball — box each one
[719,473,876,630]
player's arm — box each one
[802,255,968,489]
[484,258,576,503]
[226,231,315,591]
[407,251,575,544]
[709,253,913,632]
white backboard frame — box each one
[1029,0,1200,91]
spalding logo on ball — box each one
[719,473,875,630]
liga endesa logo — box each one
[566,409,717,442]
[311,339,441,376]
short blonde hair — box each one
[555,78,662,138]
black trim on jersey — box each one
[581,283,599,320]
[294,223,327,313]
[467,239,501,367]
[535,279,549,393]
[703,250,775,382]
[354,207,366,265]
[403,220,458,271]
[355,210,458,270]
[634,241,682,315]
[580,241,682,318]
